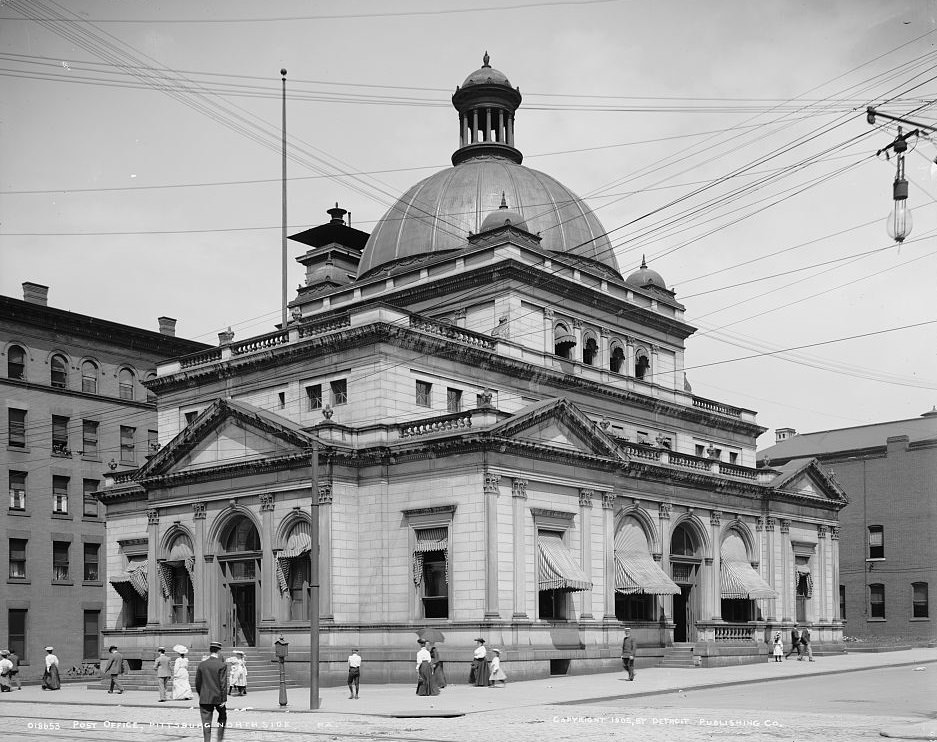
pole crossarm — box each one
[866,106,937,133]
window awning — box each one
[537,531,591,592]
[166,537,195,574]
[554,333,576,348]
[414,527,448,553]
[721,560,778,600]
[110,559,148,598]
[281,521,312,558]
[616,552,681,595]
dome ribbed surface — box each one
[358,159,619,277]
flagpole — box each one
[280,68,288,330]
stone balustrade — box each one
[409,316,495,349]
[399,413,474,438]
[230,330,290,356]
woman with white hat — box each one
[170,645,193,700]
[226,649,248,696]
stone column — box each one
[193,502,207,623]
[485,108,492,142]
[497,109,504,142]
[650,346,660,385]
[578,489,595,620]
[484,471,501,619]
[817,525,828,623]
[319,484,334,620]
[543,307,554,355]
[709,511,723,620]
[512,479,528,619]
[658,504,673,621]
[625,337,635,377]
[455,308,467,329]
[472,109,478,143]
[765,517,778,620]
[830,527,841,621]
[780,519,792,621]
[259,493,276,623]
[508,113,515,146]
[572,319,583,363]
[599,327,610,370]
[602,493,617,620]
[146,508,161,626]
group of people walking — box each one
[772,625,815,662]
[151,645,247,701]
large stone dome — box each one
[357,55,620,279]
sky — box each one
[1,0,935,449]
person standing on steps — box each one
[154,647,172,701]
[100,646,122,694]
[347,648,361,699]
[621,627,636,681]
[195,641,228,742]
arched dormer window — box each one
[50,354,68,389]
[553,322,576,359]
[118,368,135,401]
[7,345,26,380]
[635,349,651,381]
[582,335,598,366]
[81,360,99,394]
[610,343,625,374]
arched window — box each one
[582,336,598,366]
[81,360,98,394]
[553,323,576,359]
[610,344,625,374]
[670,524,697,557]
[161,534,195,624]
[276,520,312,621]
[51,354,68,388]
[118,368,135,400]
[7,345,26,380]
[224,516,261,553]
[635,350,650,381]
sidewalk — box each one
[3,647,935,718]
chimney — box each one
[22,282,49,306]
[218,327,235,345]
[775,427,797,443]
[157,316,177,337]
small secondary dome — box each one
[626,256,667,290]
[461,51,512,88]
[480,193,528,232]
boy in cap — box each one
[195,641,227,742]
[621,627,636,681]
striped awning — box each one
[281,521,312,558]
[614,521,680,595]
[412,527,449,587]
[537,531,591,592]
[110,559,148,598]
[721,533,776,599]
[166,536,195,575]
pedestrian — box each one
[226,650,247,696]
[415,639,438,696]
[0,650,12,692]
[100,645,123,694]
[154,647,172,701]
[489,648,507,687]
[470,638,489,687]
[195,641,228,742]
[785,626,802,659]
[800,626,815,661]
[772,632,784,662]
[621,627,636,681]
[171,645,193,700]
[42,646,62,690]
[347,648,361,699]
[430,643,446,689]
[6,649,21,690]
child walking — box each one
[772,632,784,662]
[489,648,507,687]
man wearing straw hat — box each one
[100,645,124,694]
[195,641,228,742]
[153,647,172,701]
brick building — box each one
[1,283,207,680]
[759,412,937,642]
[97,56,847,683]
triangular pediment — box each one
[139,399,314,479]
[488,397,625,461]
[769,457,849,505]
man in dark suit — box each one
[101,645,124,694]
[620,627,636,681]
[153,647,172,701]
[195,641,228,742]
[785,626,802,659]
[800,626,815,661]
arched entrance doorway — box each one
[218,515,261,647]
[670,523,701,642]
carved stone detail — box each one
[578,489,595,508]
[780,519,791,534]
[601,492,616,510]
[484,472,501,495]
[511,478,528,499]
[658,503,672,520]
[318,484,333,505]
[710,510,722,527]
[765,517,776,532]
[830,526,840,540]
[543,307,554,320]
[817,524,828,539]
[192,502,206,520]
[755,516,764,532]
[259,493,275,512]
[146,509,159,525]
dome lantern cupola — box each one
[451,52,523,166]
[626,255,668,291]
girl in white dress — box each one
[171,646,193,700]
[489,648,507,687]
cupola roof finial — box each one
[483,51,490,68]
[640,254,648,269]
[499,191,508,209]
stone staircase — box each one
[87,648,298,692]
[659,643,697,668]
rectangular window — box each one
[52,541,70,581]
[52,415,69,455]
[83,479,99,517]
[870,583,885,619]
[277,391,286,409]
[840,585,846,620]
[9,471,26,510]
[694,444,705,457]
[9,538,27,579]
[416,380,432,408]
[447,388,462,413]
[868,525,884,559]
[729,451,739,464]
[8,609,26,662]
[147,429,158,455]
[52,475,69,514]
[83,542,100,581]
[82,420,98,457]
[420,551,448,618]
[8,408,26,448]
[306,384,322,410]
[912,582,929,618]
[120,426,135,464]
[83,610,100,660]
[330,379,347,406]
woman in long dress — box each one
[430,644,446,689]
[171,647,193,700]
[415,640,438,696]
[227,650,247,695]
[42,647,61,690]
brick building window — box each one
[8,609,27,662]
[447,388,462,413]
[83,479,99,517]
[912,582,929,619]
[52,415,69,455]
[82,420,99,457]
[869,583,885,619]
[83,610,100,661]
[118,368,135,400]
[9,471,26,511]
[8,408,26,448]
[9,538,27,579]
[83,543,100,581]
[416,380,432,408]
[868,526,884,559]
[7,345,26,380]
[50,354,68,388]
[120,426,135,464]
[52,541,70,581]
[330,379,347,405]
[306,384,322,410]
[53,476,69,514]
[81,360,98,393]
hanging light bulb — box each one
[886,136,912,243]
